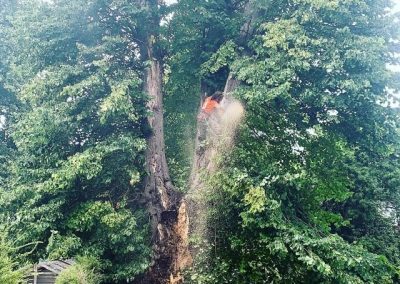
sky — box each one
[394,0,400,12]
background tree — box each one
[179,0,400,282]
[0,0,17,191]
[0,0,152,281]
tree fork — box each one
[135,0,254,281]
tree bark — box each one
[135,1,255,281]
[134,33,191,283]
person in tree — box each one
[197,91,224,147]
[198,91,224,121]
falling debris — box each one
[186,93,245,267]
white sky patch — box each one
[389,0,400,102]
[306,128,317,136]
[165,0,177,5]
[387,64,400,72]
[327,109,338,116]
[394,0,400,12]
[161,0,177,25]
[161,12,174,26]
[0,115,5,130]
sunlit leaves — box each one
[186,0,400,282]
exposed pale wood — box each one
[33,264,37,284]
[137,35,191,283]
[136,1,256,282]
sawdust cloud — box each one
[185,98,245,264]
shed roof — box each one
[36,259,75,275]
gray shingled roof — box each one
[36,259,75,275]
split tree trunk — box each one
[135,37,191,283]
[136,2,255,281]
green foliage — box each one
[166,0,246,90]
[55,256,102,284]
[0,0,152,281]
[164,0,248,191]
[56,266,95,284]
[186,167,399,283]
[201,40,239,75]
[182,0,400,282]
[230,0,400,254]
[1,0,400,283]
[0,232,24,284]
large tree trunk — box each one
[135,1,254,281]
[144,51,175,236]
[135,37,191,283]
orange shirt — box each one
[202,97,219,114]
